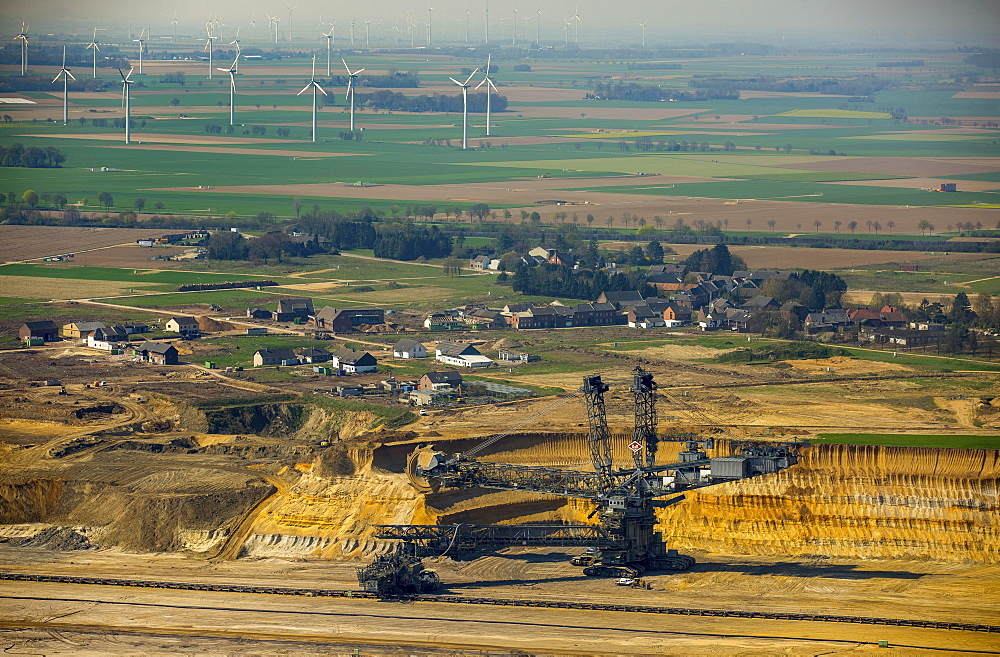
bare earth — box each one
[782,156,1000,177]
[0,226,185,264]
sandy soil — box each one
[952,91,1000,98]
[782,356,914,375]
[0,549,996,655]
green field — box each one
[813,433,1000,450]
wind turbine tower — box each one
[476,54,498,137]
[52,46,76,126]
[86,29,101,79]
[297,56,328,142]
[229,28,242,71]
[342,58,366,131]
[449,67,479,150]
[284,3,297,42]
[639,21,647,48]
[511,3,517,47]
[536,9,541,47]
[219,54,240,126]
[323,27,335,75]
[205,28,219,79]
[171,13,178,40]
[119,68,135,144]
[427,7,433,46]
[133,27,147,74]
[13,23,28,76]
[484,0,489,45]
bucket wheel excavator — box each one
[358,366,801,592]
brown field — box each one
[58,244,195,269]
[0,226,185,264]
[738,90,849,99]
[29,133,297,145]
[516,106,709,120]
[0,275,158,300]
[783,156,1000,177]
[952,91,1000,98]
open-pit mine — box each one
[0,347,998,655]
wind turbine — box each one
[571,7,581,44]
[342,58,365,131]
[484,0,489,45]
[535,9,541,46]
[52,46,76,126]
[267,14,280,44]
[323,26,335,75]
[297,55,327,142]
[449,67,479,150]
[511,2,517,47]
[427,7,433,46]
[218,54,240,126]
[283,3,297,42]
[364,19,372,46]
[229,27,242,71]
[563,18,571,47]
[465,7,471,43]
[249,13,257,43]
[13,22,28,76]
[119,68,134,144]
[475,54,498,137]
[171,13,179,40]
[375,19,383,45]
[204,27,218,79]
[349,18,356,46]
[133,27,147,74]
[639,20,647,48]
[85,28,101,79]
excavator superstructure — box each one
[359,367,800,591]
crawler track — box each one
[2,572,997,633]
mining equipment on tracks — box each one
[359,366,801,590]
[355,547,441,595]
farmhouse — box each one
[295,346,332,364]
[87,326,129,351]
[313,306,386,332]
[393,339,428,359]
[135,341,179,365]
[253,348,299,367]
[419,371,463,391]
[436,341,492,368]
[19,320,59,342]
[246,307,271,320]
[332,347,378,373]
[61,321,108,340]
[165,316,199,337]
[273,297,314,322]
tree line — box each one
[588,82,738,102]
[688,74,893,97]
[0,144,66,168]
[508,262,652,301]
[350,90,508,113]
[373,223,452,261]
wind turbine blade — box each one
[316,83,328,96]
[448,77,462,86]
[475,78,486,89]
[297,84,312,95]
[118,68,127,81]
[342,58,351,74]
[52,73,61,84]
[230,75,236,91]
[66,71,76,81]
[355,68,365,74]
[488,78,498,93]
[463,68,479,85]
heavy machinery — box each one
[358,366,800,591]
[355,548,441,594]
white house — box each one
[165,316,199,336]
[393,338,427,359]
[333,347,378,373]
[87,326,129,351]
[435,341,493,368]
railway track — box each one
[3,572,996,634]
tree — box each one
[949,292,976,325]
[917,219,931,236]
[52,192,67,209]
[746,218,752,229]
[97,191,114,211]
[134,197,146,214]
[21,190,38,208]
[645,240,665,264]
[887,220,895,234]
[834,220,842,233]
[469,203,490,222]
[767,219,776,232]
[848,220,858,234]
[293,198,302,218]
[814,220,822,233]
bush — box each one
[716,342,846,363]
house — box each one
[419,371,463,391]
[528,246,555,260]
[780,302,809,323]
[135,341,179,365]
[165,316,199,336]
[722,308,753,332]
[87,326,129,350]
[804,309,851,333]
[295,346,332,364]
[596,290,645,308]
[272,297,314,322]
[628,306,666,328]
[393,339,428,359]
[742,295,781,312]
[847,306,908,329]
[247,307,272,320]
[864,327,944,347]
[313,306,386,332]
[253,347,299,367]
[465,309,506,329]
[436,341,493,368]
[470,255,491,270]
[19,320,59,342]
[332,347,378,373]
[121,323,148,335]
[548,251,575,267]
[663,302,692,326]
[61,321,108,339]
[571,302,618,326]
[423,313,464,331]
[509,306,558,330]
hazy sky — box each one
[10,0,1000,46]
